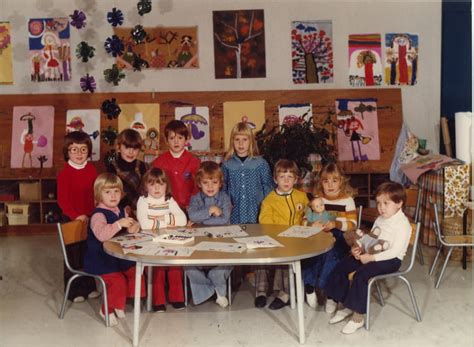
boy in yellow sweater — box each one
[256,159,309,310]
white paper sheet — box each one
[163,225,249,238]
[278,225,322,238]
[233,235,284,249]
[194,241,246,253]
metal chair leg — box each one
[184,271,188,306]
[435,247,454,289]
[97,276,109,327]
[59,274,80,319]
[400,276,422,322]
[417,242,425,265]
[228,274,232,306]
[375,281,385,306]
[365,279,374,330]
[429,246,443,276]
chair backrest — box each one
[400,222,421,274]
[357,205,363,229]
[405,187,421,223]
[57,221,88,271]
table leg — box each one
[289,264,296,309]
[294,261,305,344]
[147,266,153,311]
[133,262,143,347]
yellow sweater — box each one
[259,189,309,226]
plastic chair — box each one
[365,222,422,330]
[429,200,474,289]
[184,269,232,306]
[57,221,110,326]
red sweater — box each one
[152,150,200,209]
[57,162,98,220]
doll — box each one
[354,226,389,254]
[303,196,335,226]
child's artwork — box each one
[10,106,54,168]
[28,18,71,82]
[213,9,266,79]
[66,109,101,161]
[223,100,265,149]
[400,154,457,184]
[113,26,198,69]
[348,34,382,87]
[149,246,195,257]
[278,103,312,126]
[112,232,154,246]
[0,22,13,84]
[233,235,284,249]
[385,33,419,86]
[175,106,210,151]
[194,241,246,253]
[279,225,322,238]
[335,98,380,162]
[201,225,249,238]
[291,21,333,84]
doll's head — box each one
[310,196,325,214]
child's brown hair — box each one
[117,128,143,149]
[273,159,299,179]
[375,181,406,206]
[63,131,92,161]
[195,161,224,188]
[225,122,258,160]
[140,167,172,200]
[164,120,189,139]
[93,173,123,204]
[314,162,356,197]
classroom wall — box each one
[0,0,442,151]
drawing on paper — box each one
[348,34,382,87]
[385,33,418,86]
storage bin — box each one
[7,213,29,225]
[19,181,41,201]
[6,203,29,216]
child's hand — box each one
[351,246,362,259]
[118,217,136,229]
[311,221,324,228]
[187,220,194,227]
[321,220,336,232]
[127,220,140,234]
[359,253,374,264]
[209,206,222,217]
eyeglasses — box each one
[69,146,88,154]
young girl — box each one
[221,122,274,224]
[302,162,357,311]
[325,182,411,334]
[106,128,148,216]
[136,168,187,312]
[84,173,144,327]
[57,131,98,303]
[186,161,233,307]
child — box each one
[222,122,274,224]
[152,120,200,209]
[136,168,187,312]
[106,128,148,215]
[186,161,233,307]
[57,131,98,303]
[325,182,411,334]
[84,173,144,327]
[303,196,335,226]
[258,159,309,310]
[302,162,357,310]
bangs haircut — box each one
[195,161,223,187]
[375,181,406,206]
[164,120,189,139]
[63,131,92,161]
[140,167,172,200]
[224,122,258,160]
[314,162,356,197]
[273,159,299,178]
[117,128,143,149]
[93,173,123,204]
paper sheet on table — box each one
[112,232,154,246]
[122,241,195,257]
[278,226,322,238]
[233,235,284,249]
[163,225,249,238]
[194,241,246,253]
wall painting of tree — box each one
[348,34,383,87]
[213,9,266,79]
[384,33,419,86]
[292,21,333,84]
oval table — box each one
[104,224,334,346]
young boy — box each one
[152,120,200,210]
[257,159,309,310]
[324,182,411,334]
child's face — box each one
[376,193,402,219]
[311,198,325,213]
[119,144,140,163]
[275,171,296,193]
[200,177,221,197]
[321,174,342,198]
[233,134,250,157]
[68,143,89,165]
[166,131,187,154]
[100,187,122,209]
[147,181,167,199]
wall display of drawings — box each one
[213,9,266,79]
[335,98,380,162]
[223,100,265,149]
[0,22,13,84]
[28,18,71,82]
[291,21,333,84]
[113,26,198,69]
[66,109,101,161]
[348,34,382,87]
[175,106,210,151]
[11,106,54,168]
[385,33,419,86]
[278,103,312,126]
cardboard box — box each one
[19,181,40,201]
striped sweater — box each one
[136,195,187,230]
[321,195,357,232]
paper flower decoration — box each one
[132,53,150,71]
[137,0,152,16]
[102,127,118,145]
[101,98,121,120]
[75,41,95,62]
[104,64,125,86]
[107,7,124,27]
[130,25,147,45]
[104,35,124,57]
[69,10,87,29]
[80,74,96,93]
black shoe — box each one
[268,298,289,310]
[171,302,186,310]
[305,284,315,294]
[254,295,267,308]
[153,304,166,312]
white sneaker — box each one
[215,294,229,308]
[325,299,337,313]
[88,291,100,299]
[99,309,118,327]
[306,292,317,309]
[329,308,352,324]
[72,296,85,303]
[114,309,126,319]
[342,319,364,334]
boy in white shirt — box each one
[324,182,411,334]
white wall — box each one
[0,0,442,151]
